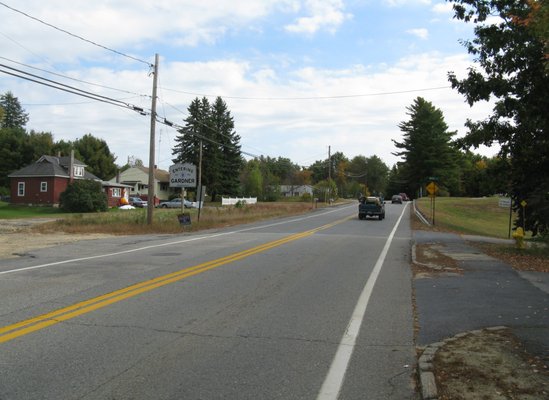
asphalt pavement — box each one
[413,230,549,364]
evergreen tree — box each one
[393,97,460,197]
[211,97,242,197]
[172,97,242,201]
[0,92,29,129]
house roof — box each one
[137,166,170,182]
[8,155,100,181]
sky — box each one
[0,0,498,172]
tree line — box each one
[2,0,547,237]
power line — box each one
[159,85,451,101]
[0,56,151,98]
[0,63,150,115]
[0,1,153,68]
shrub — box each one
[59,180,107,212]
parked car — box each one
[129,197,147,208]
[399,193,410,201]
[157,198,193,208]
[391,195,403,204]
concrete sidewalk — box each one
[413,230,549,362]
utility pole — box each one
[197,139,203,222]
[328,145,331,181]
[147,53,159,225]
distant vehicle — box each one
[158,198,193,208]
[129,197,147,208]
[358,196,385,220]
[399,193,410,201]
[391,195,403,204]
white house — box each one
[109,166,176,203]
[279,185,313,198]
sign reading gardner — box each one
[169,163,197,188]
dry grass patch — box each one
[33,202,316,235]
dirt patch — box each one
[434,329,549,400]
[412,242,462,278]
[0,219,113,259]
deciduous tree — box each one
[448,0,549,235]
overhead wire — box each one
[0,56,151,98]
[159,85,452,101]
[0,1,153,68]
[0,63,150,115]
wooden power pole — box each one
[147,53,159,225]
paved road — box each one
[0,203,416,400]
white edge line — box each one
[316,202,409,400]
[0,204,355,275]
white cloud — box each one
[284,0,352,35]
[432,2,453,14]
[383,0,432,7]
[406,28,429,39]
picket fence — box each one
[221,197,258,206]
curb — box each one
[417,326,508,400]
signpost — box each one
[426,181,438,225]
[169,163,197,188]
[169,163,197,225]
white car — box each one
[157,198,193,208]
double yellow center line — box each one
[0,217,349,344]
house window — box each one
[112,188,121,197]
[74,166,84,177]
[17,182,25,196]
[160,183,169,191]
[40,182,48,192]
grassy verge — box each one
[0,201,68,219]
[415,197,517,239]
[33,202,319,235]
[414,197,549,271]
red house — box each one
[8,155,130,207]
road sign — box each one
[169,163,196,188]
[521,200,527,208]
[499,197,511,208]
[426,182,438,195]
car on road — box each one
[157,198,193,208]
[129,197,148,208]
[358,196,385,220]
[391,195,403,204]
[399,192,410,201]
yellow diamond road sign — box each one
[426,182,438,195]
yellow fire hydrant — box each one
[512,227,526,249]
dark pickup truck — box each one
[358,196,385,220]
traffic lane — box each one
[0,214,399,399]
[0,207,356,324]
[338,209,415,400]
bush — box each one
[59,180,107,212]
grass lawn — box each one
[0,202,68,219]
[415,197,516,239]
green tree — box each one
[59,179,107,212]
[0,92,29,129]
[241,160,263,197]
[73,134,117,180]
[0,127,26,187]
[364,155,389,197]
[211,97,242,197]
[393,97,460,197]
[448,0,549,235]
[173,97,242,201]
